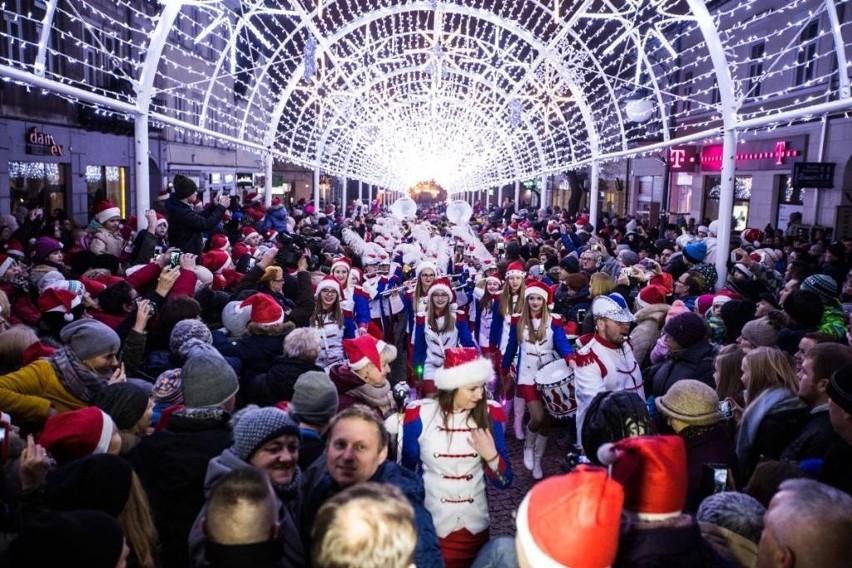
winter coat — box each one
[261,206,289,233]
[189,448,304,568]
[89,227,124,257]
[327,363,393,419]
[0,359,102,424]
[631,303,669,368]
[679,424,738,514]
[301,459,444,568]
[165,196,227,256]
[780,405,843,462]
[243,356,324,407]
[648,339,717,398]
[614,515,735,568]
[130,230,168,266]
[214,333,286,383]
[820,440,852,495]
[128,407,233,568]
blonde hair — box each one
[283,327,322,361]
[119,472,160,568]
[589,272,616,298]
[0,324,39,370]
[744,346,798,405]
[519,297,551,344]
[715,344,746,405]
[259,266,283,285]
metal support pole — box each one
[263,153,273,208]
[358,180,363,204]
[589,161,600,231]
[514,181,520,209]
[313,169,320,207]
[714,128,738,290]
[133,115,150,217]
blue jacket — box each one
[261,206,289,233]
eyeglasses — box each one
[320,289,338,295]
[580,256,596,261]
[273,279,286,283]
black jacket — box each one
[648,340,717,398]
[243,356,323,407]
[214,333,286,384]
[780,407,843,462]
[165,196,227,256]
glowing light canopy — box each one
[1,0,850,195]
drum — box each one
[534,359,577,419]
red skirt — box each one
[439,528,490,568]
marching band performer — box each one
[469,273,502,372]
[413,277,477,396]
[330,256,371,336]
[501,281,574,479]
[491,260,527,440]
[310,275,356,369]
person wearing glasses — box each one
[311,275,356,369]
[578,249,602,278]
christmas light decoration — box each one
[0,0,848,194]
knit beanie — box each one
[565,273,589,292]
[292,371,339,427]
[153,369,183,406]
[740,316,781,348]
[664,299,689,324]
[655,380,723,427]
[683,241,707,263]
[801,274,838,304]
[181,352,239,408]
[232,405,301,461]
[663,312,708,348]
[619,250,639,266]
[59,319,120,362]
[173,174,198,200]
[222,300,252,337]
[719,300,756,335]
[44,454,132,517]
[93,382,150,430]
[7,510,125,568]
[559,255,579,274]
[170,319,213,355]
[696,294,715,316]
[31,236,63,263]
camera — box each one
[147,303,157,316]
[276,232,322,271]
[169,250,181,269]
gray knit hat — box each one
[181,352,239,408]
[59,319,120,361]
[292,371,339,427]
[170,319,213,355]
[655,379,723,427]
[222,301,251,338]
[740,316,780,347]
[232,405,301,461]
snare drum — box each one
[534,359,577,419]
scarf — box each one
[348,382,393,418]
[49,346,108,403]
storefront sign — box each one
[792,162,835,188]
[236,173,255,187]
[670,139,804,172]
[668,146,699,171]
[25,127,64,156]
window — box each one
[86,165,128,219]
[8,161,67,216]
[681,71,693,113]
[795,20,819,86]
[704,175,752,232]
[748,42,765,97]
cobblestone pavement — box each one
[486,418,576,536]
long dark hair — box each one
[436,388,492,439]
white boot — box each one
[513,397,526,440]
[523,428,538,471]
[532,435,548,480]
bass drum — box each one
[534,359,577,419]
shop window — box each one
[681,72,693,114]
[704,175,752,232]
[7,161,67,217]
[748,42,765,97]
[776,174,807,230]
[86,165,128,220]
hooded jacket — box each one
[165,196,227,256]
[631,303,669,368]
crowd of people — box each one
[0,178,851,567]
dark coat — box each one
[821,441,852,495]
[214,333,286,384]
[165,196,227,256]
[128,408,233,568]
[742,402,808,481]
[614,515,735,568]
[301,460,444,568]
[242,356,323,407]
[648,340,717,398]
[680,424,738,514]
[781,407,844,462]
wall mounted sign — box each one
[25,127,64,156]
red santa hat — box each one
[157,188,170,201]
[597,435,688,521]
[343,335,387,371]
[22,341,57,366]
[270,197,283,208]
[349,267,363,285]
[4,240,25,259]
[239,293,284,327]
[433,348,493,391]
[485,272,503,286]
[427,277,454,300]
[330,257,352,274]
[209,234,229,251]
[94,200,121,224]
[37,288,80,321]
[0,254,14,279]
[515,465,624,568]
[315,275,343,298]
[38,407,115,465]
[505,260,526,278]
[241,226,259,240]
[155,213,168,227]
[246,192,259,202]
[524,280,553,309]
[635,285,668,309]
[200,250,232,274]
[231,242,250,260]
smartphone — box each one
[730,251,738,263]
[169,250,181,269]
[700,463,730,498]
[576,308,587,322]
[247,257,257,270]
[718,400,733,419]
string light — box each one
[0,0,849,193]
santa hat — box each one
[37,288,80,321]
[231,242,250,261]
[157,189,169,201]
[330,257,352,274]
[270,197,283,208]
[94,200,121,224]
[239,293,284,327]
[200,250,232,274]
[343,335,387,371]
[415,260,438,278]
[241,227,259,240]
[597,435,688,520]
[635,285,667,309]
[154,213,168,227]
[505,260,526,278]
[427,277,454,300]
[524,280,553,308]
[516,466,624,568]
[0,254,14,279]
[209,234,229,251]
[246,192,259,202]
[433,348,493,391]
[315,275,343,298]
[485,272,503,286]
[22,341,57,366]
[39,407,115,465]
[741,228,764,246]
[349,267,363,285]
[4,240,25,259]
